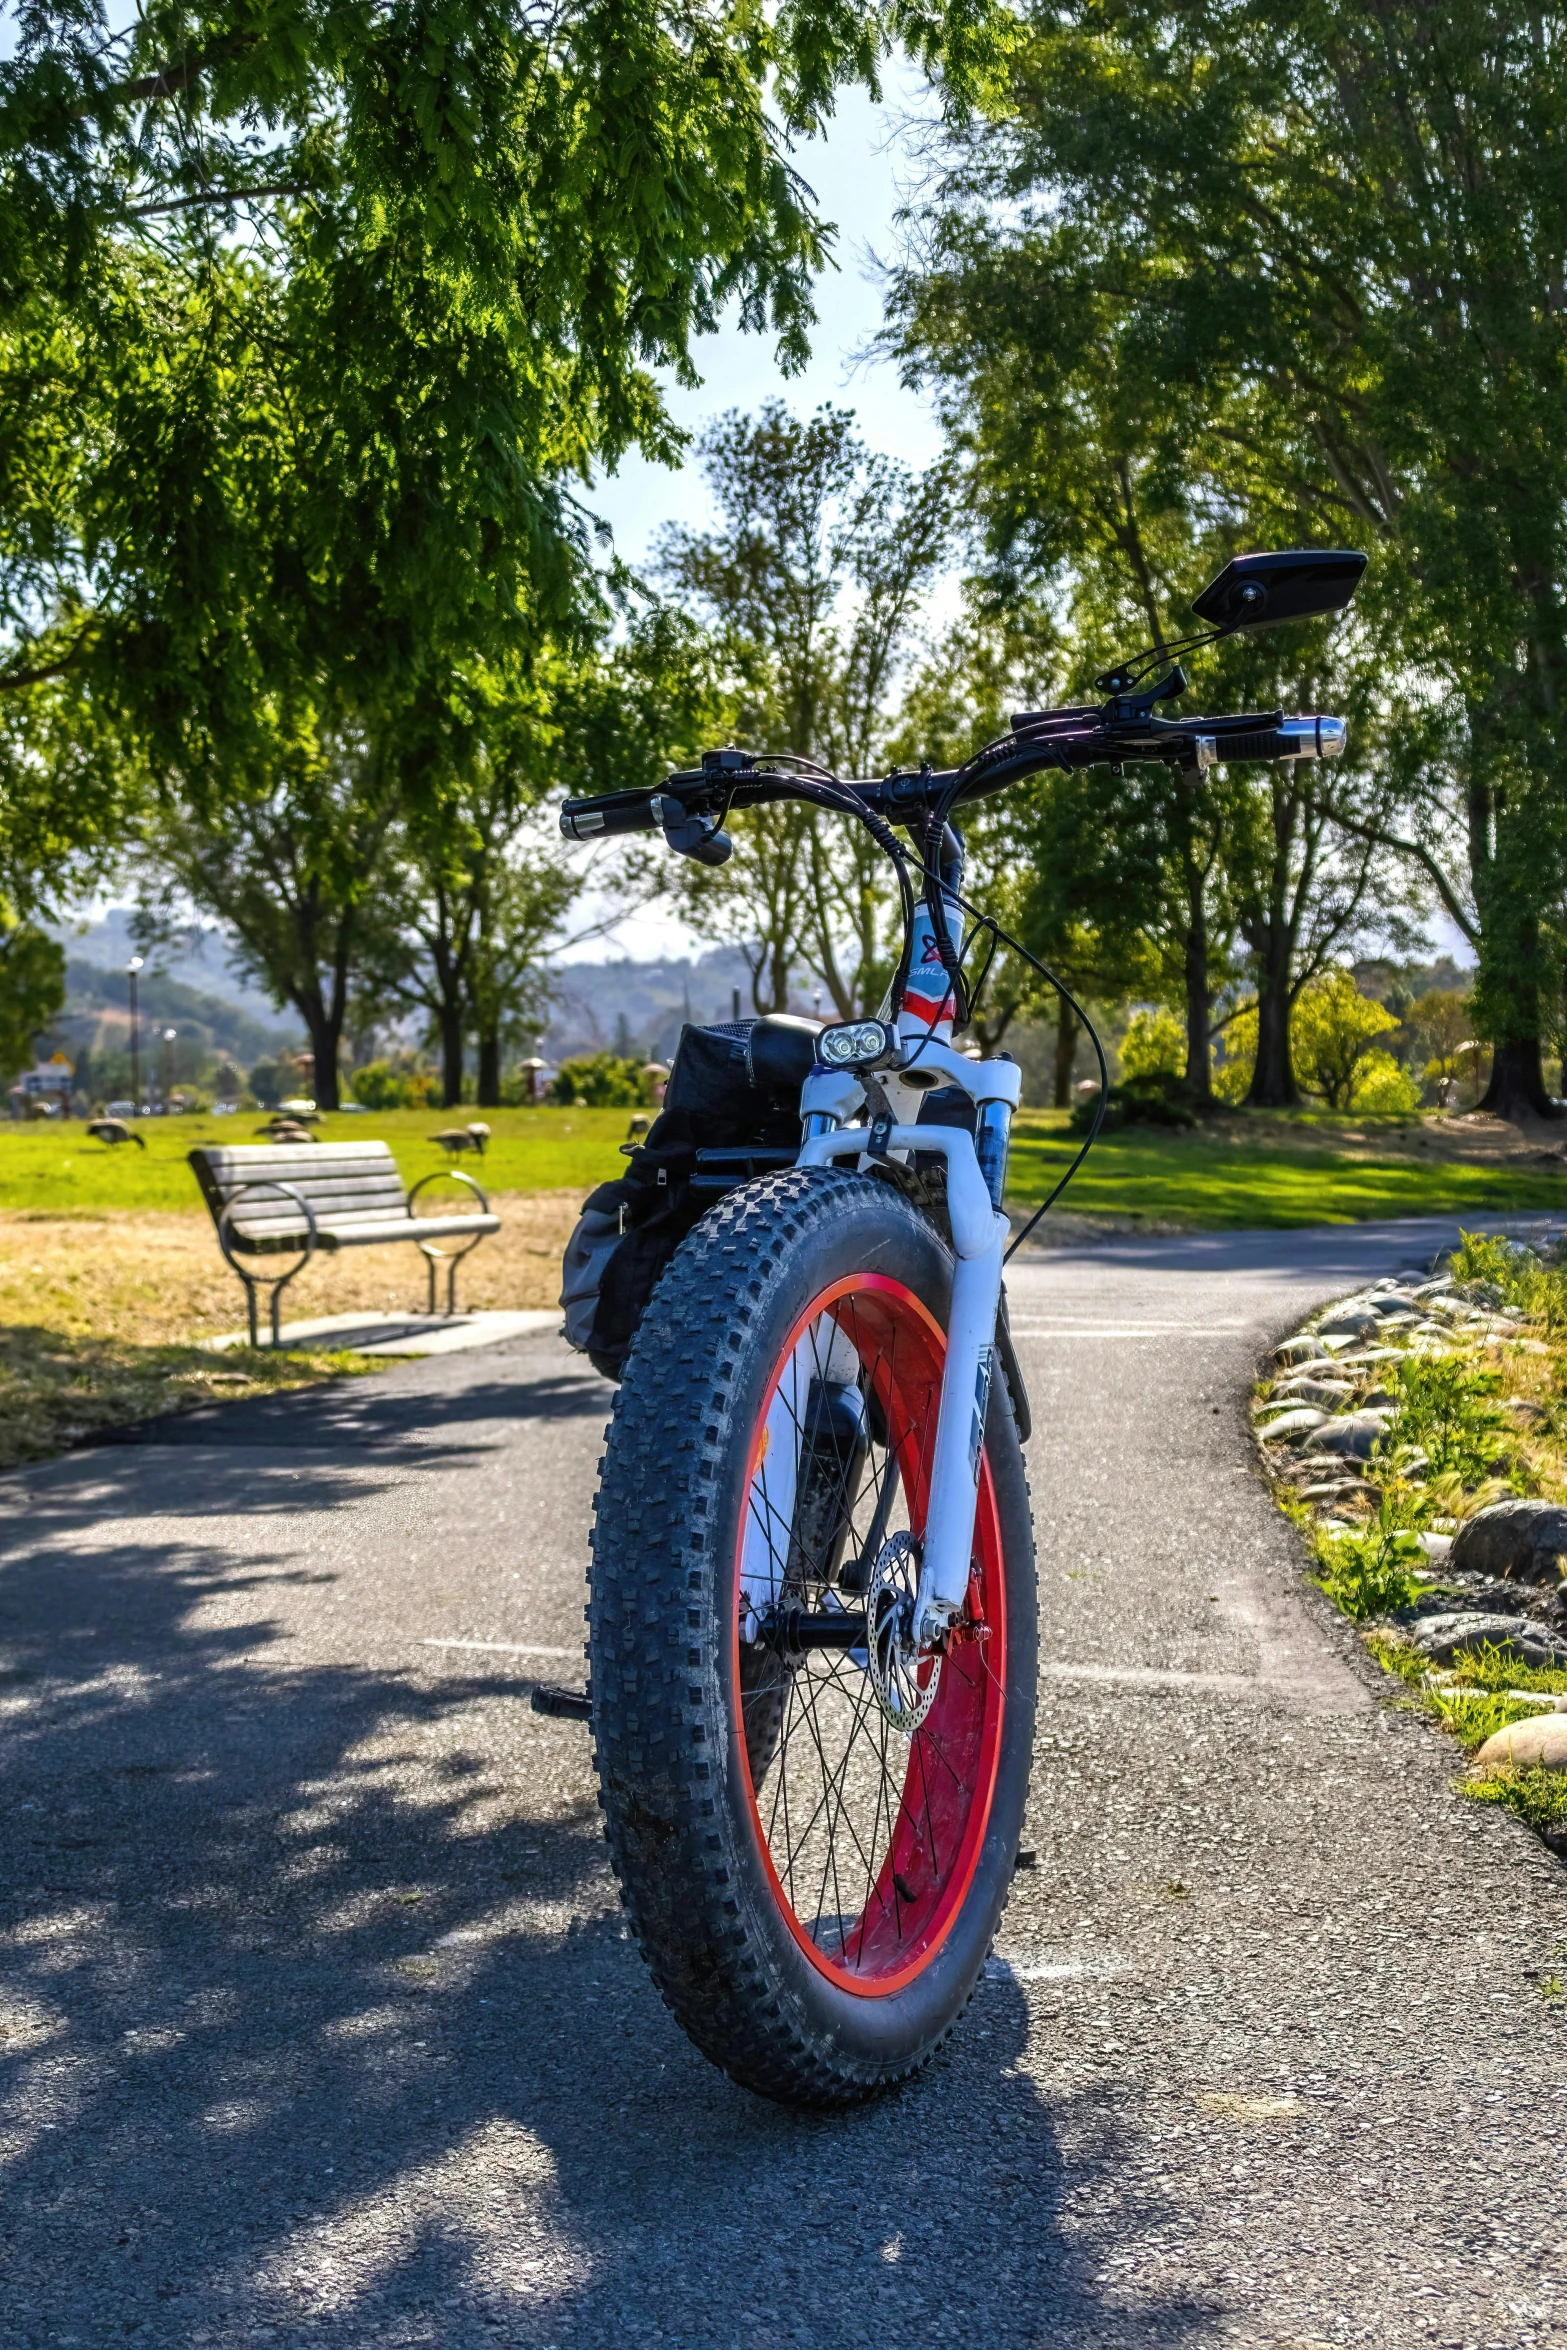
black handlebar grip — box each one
[559,790,660,841]
[1200,729,1298,764]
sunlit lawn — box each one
[3,1098,1565,1233]
[0,1105,638,1215]
[1007,1109,1567,1227]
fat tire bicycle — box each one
[559,546,1363,2106]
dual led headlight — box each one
[817,1019,901,1070]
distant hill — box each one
[544,947,826,1062]
[51,960,298,1067]
[47,908,294,1032]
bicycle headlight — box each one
[818,1019,898,1070]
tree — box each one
[1120,1009,1186,1083]
[1291,972,1401,1111]
[0,0,1011,926]
[891,0,1567,1116]
[0,904,64,1079]
[145,734,398,1111]
[658,403,951,1016]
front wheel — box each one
[588,1167,1037,2107]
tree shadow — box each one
[0,1410,1214,2348]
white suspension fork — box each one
[795,1120,1010,1641]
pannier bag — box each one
[560,1015,820,1380]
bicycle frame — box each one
[794,840,1020,1644]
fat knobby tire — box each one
[587,1165,1038,2107]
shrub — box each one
[248,1057,287,1109]
[1384,1351,1508,1482]
[350,1060,439,1110]
[1069,1070,1198,1134]
[1293,970,1400,1108]
[1350,1048,1421,1114]
[1313,1517,1427,1619]
[1449,1228,1567,1331]
[1119,1007,1187,1083]
[552,1053,652,1108]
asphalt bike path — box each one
[1,1217,1562,2347]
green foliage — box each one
[246,1059,289,1111]
[350,1061,440,1112]
[1312,1513,1428,1621]
[1384,1353,1508,1482]
[1350,1050,1421,1115]
[0,907,64,1079]
[1291,972,1401,1110]
[1449,1230,1567,1332]
[887,0,1567,1101]
[1468,1765,1567,1840]
[551,1054,652,1109]
[1119,1007,1186,1082]
[1069,1071,1196,1134]
[658,403,954,1018]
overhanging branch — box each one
[1323,799,1480,947]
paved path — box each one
[2,1218,1564,2348]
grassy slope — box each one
[1008,1111,1567,1226]
[0,1106,636,1215]
[4,1101,1567,1227]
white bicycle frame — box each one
[791,880,1021,1647]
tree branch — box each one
[128,179,321,219]
[1323,799,1480,946]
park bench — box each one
[188,1140,500,1347]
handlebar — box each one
[559,709,1348,845]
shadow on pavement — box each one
[0,1497,1213,2347]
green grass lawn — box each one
[1007,1110,1567,1227]
[4,1099,1564,1229]
[0,1105,637,1214]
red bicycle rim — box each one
[732,1274,1007,1996]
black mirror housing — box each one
[1191,548,1367,633]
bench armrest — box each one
[216,1179,320,1271]
[408,1168,491,1217]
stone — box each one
[1275,1334,1329,1363]
[1472,1715,1567,1773]
[1415,1531,1454,1561]
[1305,1410,1394,1461]
[1271,1376,1356,1407]
[1450,1500,1567,1588]
[1405,1612,1567,1668]
[1318,1310,1385,1342]
[1256,1407,1327,1441]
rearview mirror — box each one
[1191,548,1367,633]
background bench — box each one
[188,1141,500,1346]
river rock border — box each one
[1256,1234,1567,1854]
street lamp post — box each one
[127,955,143,1113]
[161,1028,177,1110]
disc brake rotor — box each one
[866,1531,942,1734]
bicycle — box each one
[557,546,1364,2106]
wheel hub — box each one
[866,1532,942,1733]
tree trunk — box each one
[1052,1000,1078,1108]
[295,997,343,1111]
[1480,1035,1558,1121]
[476,1029,500,1108]
[1182,886,1211,1100]
[440,1007,465,1107]
[1247,933,1300,1109]
[1173,771,1213,1101]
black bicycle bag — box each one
[560,1014,821,1380]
